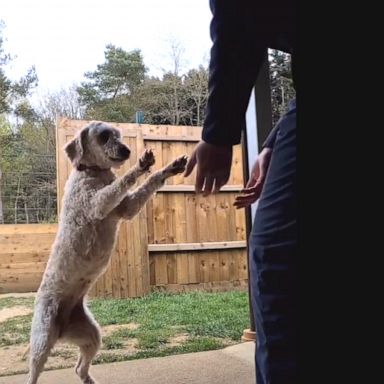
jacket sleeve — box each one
[202,0,268,146]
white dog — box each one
[27,121,187,384]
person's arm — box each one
[185,0,276,195]
[233,147,272,209]
[202,0,267,146]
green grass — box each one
[0,315,33,346]
[102,327,138,349]
[94,336,226,364]
[0,297,34,310]
[89,291,249,342]
[0,291,249,363]
[0,296,35,347]
[89,291,249,356]
[50,349,76,359]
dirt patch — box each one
[101,323,139,337]
[0,325,140,377]
[0,306,33,323]
[0,293,36,299]
[100,338,138,353]
[0,344,30,376]
[167,333,189,347]
[0,342,83,377]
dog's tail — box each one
[21,344,30,360]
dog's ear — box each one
[64,127,89,167]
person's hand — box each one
[184,141,233,196]
[233,147,272,209]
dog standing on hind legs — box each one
[27,121,188,384]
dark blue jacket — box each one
[202,0,296,147]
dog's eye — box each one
[98,130,110,145]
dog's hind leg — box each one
[61,300,101,384]
[27,299,60,384]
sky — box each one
[1,0,213,96]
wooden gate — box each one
[0,119,248,297]
[141,124,248,292]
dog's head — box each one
[64,122,131,170]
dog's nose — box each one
[119,146,131,160]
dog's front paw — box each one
[139,149,155,171]
[164,155,188,175]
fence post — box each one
[135,111,144,124]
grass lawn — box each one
[0,290,249,376]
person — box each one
[184,1,296,383]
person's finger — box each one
[213,177,226,193]
[234,202,252,209]
[235,189,259,200]
[195,168,205,193]
[233,199,256,209]
[202,176,215,196]
[240,185,259,194]
[234,195,258,204]
[233,195,257,206]
[234,185,263,206]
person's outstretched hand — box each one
[184,141,233,196]
[233,147,272,209]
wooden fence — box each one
[0,119,248,297]
[0,224,56,293]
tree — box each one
[184,66,209,126]
[0,115,11,223]
[269,49,295,125]
[0,26,38,222]
[0,21,38,115]
[134,40,208,127]
[37,85,84,122]
[0,115,57,224]
[0,96,58,224]
[164,39,185,125]
[140,71,189,125]
[31,85,85,154]
[77,44,147,122]
[133,76,172,125]
[0,117,30,223]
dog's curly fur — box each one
[27,122,187,384]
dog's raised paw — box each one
[139,149,155,171]
[166,155,188,175]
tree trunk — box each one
[173,81,179,125]
[24,201,29,224]
[14,176,21,224]
[196,99,201,127]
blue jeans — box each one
[250,101,296,384]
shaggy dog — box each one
[27,121,187,384]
